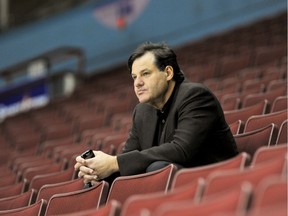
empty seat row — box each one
[0,144,286,216]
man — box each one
[75,42,238,184]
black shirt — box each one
[153,83,179,146]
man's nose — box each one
[134,77,144,87]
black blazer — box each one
[117,80,238,176]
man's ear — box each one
[165,66,174,81]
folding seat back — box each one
[0,156,11,171]
[16,159,54,182]
[246,204,287,216]
[229,120,244,135]
[29,167,74,191]
[79,127,113,145]
[241,79,266,95]
[221,93,243,109]
[271,96,288,113]
[7,149,36,169]
[55,200,122,216]
[203,156,286,197]
[40,136,75,158]
[251,176,287,209]
[243,86,286,108]
[234,123,278,157]
[53,144,91,163]
[171,152,250,189]
[153,183,252,216]
[221,97,241,111]
[245,176,287,216]
[267,80,288,92]
[44,180,109,216]
[0,182,26,199]
[224,100,269,125]
[36,178,84,202]
[244,110,287,133]
[13,155,47,173]
[0,189,37,210]
[0,175,17,187]
[100,134,128,155]
[276,119,288,144]
[22,163,63,183]
[121,178,205,216]
[0,199,47,216]
[245,76,282,92]
[221,80,241,95]
[251,144,288,166]
[106,164,177,205]
[89,131,120,151]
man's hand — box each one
[74,151,119,182]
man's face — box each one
[131,52,170,108]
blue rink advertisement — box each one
[0,78,49,121]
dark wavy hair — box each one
[128,42,184,83]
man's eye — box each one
[143,72,149,76]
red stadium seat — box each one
[244,110,287,132]
[123,178,205,216]
[171,152,250,190]
[106,164,177,205]
[44,181,109,215]
[251,144,288,166]
[229,120,244,135]
[0,189,37,210]
[0,199,47,216]
[247,176,287,216]
[36,178,84,202]
[276,119,288,144]
[234,123,278,156]
[153,183,252,216]
[203,156,286,197]
[224,100,269,125]
[271,95,288,113]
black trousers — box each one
[146,161,183,172]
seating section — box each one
[0,12,286,216]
